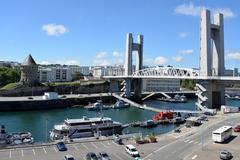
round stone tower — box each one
[20,54,38,86]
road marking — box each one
[21,150,24,157]
[189,140,194,144]
[82,143,89,150]
[192,155,198,159]
[91,142,98,149]
[114,153,124,160]
[100,142,108,148]
[9,150,11,158]
[43,147,47,154]
[121,151,132,159]
[53,146,58,152]
[194,141,198,144]
[184,139,190,143]
[73,144,79,151]
[111,141,119,146]
[143,153,153,160]
[32,149,36,156]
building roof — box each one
[22,54,37,66]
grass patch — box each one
[44,81,81,87]
[0,82,18,90]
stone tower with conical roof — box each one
[20,54,38,86]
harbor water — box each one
[0,98,239,142]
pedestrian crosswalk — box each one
[181,139,202,146]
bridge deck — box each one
[112,93,202,114]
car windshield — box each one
[91,154,98,159]
[68,158,74,160]
[102,153,108,157]
[130,148,137,152]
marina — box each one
[0,98,239,143]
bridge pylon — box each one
[123,33,143,98]
[197,9,225,110]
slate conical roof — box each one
[22,54,37,66]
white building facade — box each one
[38,66,72,82]
[142,79,180,92]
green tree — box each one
[72,72,84,81]
[180,79,196,90]
[0,67,21,87]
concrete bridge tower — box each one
[196,9,225,110]
[124,33,143,98]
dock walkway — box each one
[112,93,202,114]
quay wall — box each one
[0,95,114,112]
[0,92,196,112]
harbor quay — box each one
[0,91,196,111]
[0,112,239,160]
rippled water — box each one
[0,98,238,142]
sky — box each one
[0,0,240,69]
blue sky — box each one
[0,0,240,69]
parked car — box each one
[219,150,232,160]
[56,142,67,151]
[113,134,123,145]
[64,155,75,160]
[125,144,140,157]
[86,152,98,160]
[233,125,240,132]
[174,128,181,133]
[99,152,111,160]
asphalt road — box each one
[143,113,240,160]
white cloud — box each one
[179,32,189,38]
[226,52,240,60]
[154,56,168,65]
[113,51,123,57]
[42,23,68,36]
[94,51,110,66]
[40,61,50,65]
[65,60,80,65]
[174,2,235,18]
[40,59,80,65]
[96,51,108,59]
[179,49,194,55]
[172,56,184,62]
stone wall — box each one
[0,82,110,97]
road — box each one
[144,113,240,160]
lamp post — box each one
[45,118,48,142]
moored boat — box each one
[49,116,127,141]
[139,120,158,128]
[112,100,130,109]
[0,125,34,146]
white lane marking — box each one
[121,151,132,159]
[194,141,198,144]
[184,139,190,143]
[114,153,124,160]
[192,155,198,159]
[111,141,119,146]
[113,154,124,160]
[91,142,98,149]
[43,147,47,154]
[189,140,194,144]
[9,150,11,158]
[21,150,24,157]
[100,142,108,148]
[73,144,79,151]
[53,146,58,152]
[32,149,36,156]
[143,153,153,160]
[82,143,88,150]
